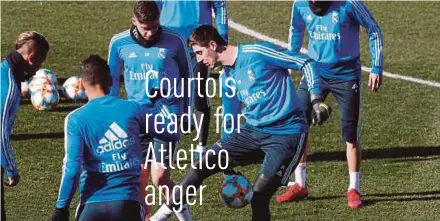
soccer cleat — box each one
[275,183,308,203]
[345,189,363,209]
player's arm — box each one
[288,0,306,53]
[220,70,242,139]
[1,90,20,186]
[247,44,331,124]
[53,115,84,219]
[348,0,384,91]
[247,44,321,94]
[107,36,123,97]
[212,0,228,42]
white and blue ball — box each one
[30,84,59,111]
[219,174,253,209]
[34,69,58,86]
[62,76,86,101]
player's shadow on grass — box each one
[10,132,64,141]
[307,190,440,205]
[52,105,83,112]
[19,98,73,105]
[308,146,440,162]
[363,190,440,206]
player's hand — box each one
[311,94,332,125]
[5,174,20,187]
[368,73,382,92]
[51,207,69,221]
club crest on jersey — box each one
[307,14,312,21]
[332,12,339,24]
[158,48,166,59]
[247,70,256,82]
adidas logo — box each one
[307,14,312,21]
[97,122,135,154]
[128,52,137,58]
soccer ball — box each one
[62,76,86,101]
[30,84,59,111]
[28,69,58,95]
[21,80,30,97]
[34,69,58,86]
[219,174,253,209]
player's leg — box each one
[255,132,307,220]
[191,53,211,160]
[276,77,328,203]
[150,126,262,221]
[290,77,312,188]
[150,138,190,221]
[150,139,178,191]
[139,134,154,219]
[330,79,362,208]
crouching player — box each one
[51,55,179,221]
[150,25,331,221]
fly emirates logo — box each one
[240,89,267,106]
[129,63,159,81]
[308,24,341,41]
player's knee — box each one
[342,121,358,143]
[151,174,169,188]
[150,166,170,187]
[253,174,279,193]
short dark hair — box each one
[188,25,227,48]
[80,54,112,94]
[133,1,160,24]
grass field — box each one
[1,1,440,221]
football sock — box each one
[294,163,307,188]
[149,205,173,221]
[348,171,360,192]
[251,174,280,221]
[175,204,192,221]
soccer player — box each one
[1,31,49,221]
[276,0,384,209]
[149,25,331,221]
[107,1,191,219]
[51,54,179,221]
[156,0,228,160]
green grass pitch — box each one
[1,1,439,220]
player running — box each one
[107,1,192,219]
[149,25,331,221]
[156,0,228,160]
[51,55,179,221]
[1,31,49,221]
[276,0,384,209]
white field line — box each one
[228,19,440,88]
